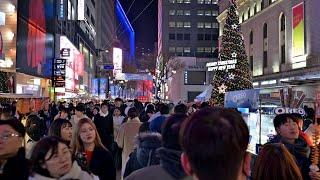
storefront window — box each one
[83,47,89,68]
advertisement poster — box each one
[292,2,305,57]
[224,89,260,111]
[99,78,107,99]
[17,0,55,77]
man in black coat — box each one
[94,102,114,151]
[0,119,29,180]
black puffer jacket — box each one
[267,135,311,180]
[124,133,162,178]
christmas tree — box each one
[210,2,253,106]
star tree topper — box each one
[218,84,228,94]
[231,52,237,58]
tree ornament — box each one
[218,84,228,94]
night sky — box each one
[119,0,158,52]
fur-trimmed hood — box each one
[135,132,162,167]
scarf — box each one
[158,147,186,179]
[99,111,109,117]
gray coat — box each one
[125,165,193,180]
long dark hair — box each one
[48,119,72,143]
[30,136,70,177]
[252,143,303,180]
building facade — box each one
[115,0,135,67]
[157,0,219,101]
[218,0,320,104]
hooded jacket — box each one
[124,133,162,178]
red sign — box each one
[316,91,320,119]
[0,31,3,54]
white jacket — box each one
[28,161,99,180]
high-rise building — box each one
[157,0,219,101]
[115,0,135,64]
[96,0,115,64]
[158,0,219,61]
[218,0,320,103]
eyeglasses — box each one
[0,133,20,141]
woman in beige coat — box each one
[116,107,142,171]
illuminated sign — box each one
[113,48,123,76]
[57,0,66,20]
[77,0,85,20]
[206,59,237,71]
[274,107,305,116]
[60,48,70,57]
[292,3,305,57]
[54,59,66,87]
[59,36,83,91]
[0,12,5,26]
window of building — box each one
[204,48,211,54]
[269,0,272,5]
[177,33,183,40]
[281,45,285,64]
[254,4,257,14]
[263,51,268,68]
[177,10,184,15]
[197,34,204,40]
[177,0,183,3]
[184,34,191,40]
[169,10,175,15]
[280,14,285,31]
[197,47,204,52]
[86,6,90,17]
[248,8,251,18]
[184,0,191,3]
[197,10,204,16]
[169,33,175,40]
[250,56,253,71]
[91,0,95,7]
[212,10,218,16]
[184,47,191,53]
[177,47,183,52]
[169,47,176,52]
[91,15,95,26]
[197,0,204,4]
[242,13,245,22]
[169,0,175,3]
[212,0,218,4]
[184,22,191,28]
[261,1,264,10]
[205,10,211,16]
[184,10,191,16]
[205,0,211,4]
[205,34,211,40]
[205,23,212,28]
[212,23,218,28]
[197,22,204,28]
[177,22,184,28]
[250,31,253,44]
[169,22,176,27]
[263,23,267,38]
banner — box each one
[292,2,305,57]
[224,89,260,111]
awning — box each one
[115,73,153,81]
[195,84,213,102]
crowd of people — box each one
[0,97,319,180]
